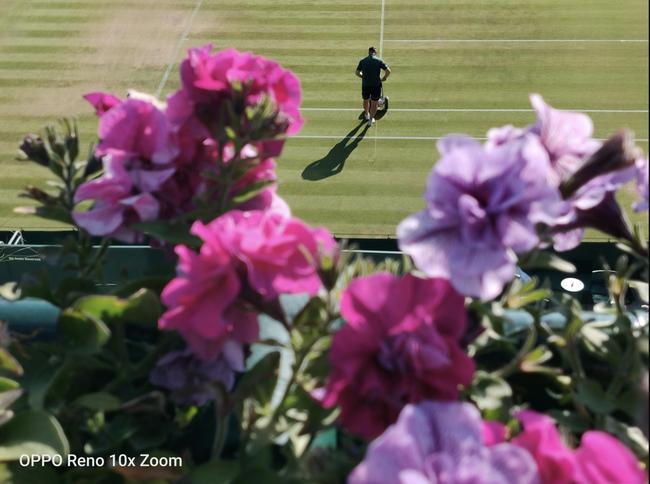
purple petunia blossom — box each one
[348,400,539,484]
[528,94,601,187]
[526,96,638,250]
[150,342,244,407]
[634,157,649,212]
[397,134,558,300]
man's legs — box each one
[369,100,378,119]
[367,85,381,126]
[361,86,370,120]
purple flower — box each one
[487,95,641,251]
[349,401,539,484]
[634,157,649,212]
[398,135,557,300]
[528,94,601,187]
[150,342,244,407]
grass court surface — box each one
[0,0,648,238]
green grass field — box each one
[1,0,648,239]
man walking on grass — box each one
[356,46,391,127]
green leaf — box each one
[579,323,620,362]
[231,351,281,406]
[229,180,274,206]
[53,277,96,306]
[520,345,557,373]
[71,288,162,326]
[0,389,22,411]
[122,288,163,326]
[520,251,576,273]
[576,379,616,414]
[292,297,328,331]
[131,220,200,246]
[58,309,111,354]
[75,392,121,412]
[5,462,61,484]
[0,410,69,460]
[0,378,20,393]
[469,371,512,420]
[0,348,23,376]
[191,458,240,484]
[112,275,170,298]
[546,409,590,433]
[233,466,284,484]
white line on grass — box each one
[385,39,648,43]
[379,0,386,57]
[292,135,649,142]
[301,108,649,113]
[155,0,205,98]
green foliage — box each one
[0,410,69,460]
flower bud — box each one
[19,134,50,166]
[556,192,635,243]
[560,130,639,198]
[22,185,58,205]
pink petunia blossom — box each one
[321,273,474,439]
[159,240,257,361]
[178,45,303,136]
[574,431,647,484]
[73,98,179,241]
[96,97,178,164]
[482,420,508,447]
[159,211,336,359]
[73,157,160,243]
[511,411,646,484]
[198,210,335,299]
[511,411,576,484]
[83,91,121,116]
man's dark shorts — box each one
[362,85,382,101]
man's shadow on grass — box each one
[301,121,370,181]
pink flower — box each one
[198,210,335,299]
[73,98,179,241]
[83,91,121,116]
[159,241,257,361]
[178,45,303,136]
[482,420,508,446]
[511,411,646,484]
[511,411,576,484]
[574,432,647,484]
[321,273,474,439]
[73,157,160,243]
[96,97,178,164]
[159,211,336,358]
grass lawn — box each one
[0,0,647,239]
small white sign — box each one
[560,277,585,292]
